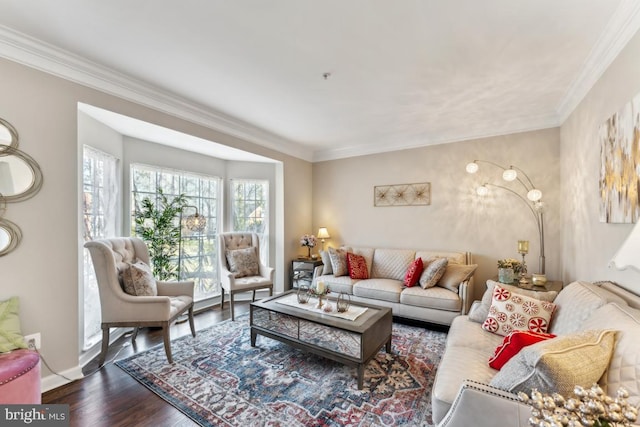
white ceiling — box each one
[2,1,640,162]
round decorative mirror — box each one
[0,146,43,203]
[0,217,22,256]
[0,118,19,153]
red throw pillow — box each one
[347,253,369,279]
[489,330,556,370]
[404,258,424,287]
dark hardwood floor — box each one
[42,302,250,427]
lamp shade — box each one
[317,227,330,239]
[502,168,517,182]
[610,221,640,272]
[466,162,479,173]
[183,213,206,232]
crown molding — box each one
[0,25,313,162]
[312,114,561,162]
[556,0,640,122]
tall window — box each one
[131,164,220,301]
[231,179,269,263]
[82,146,119,350]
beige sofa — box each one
[312,247,476,326]
[433,280,640,427]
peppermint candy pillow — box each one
[482,285,556,337]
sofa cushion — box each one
[314,274,358,295]
[403,258,423,287]
[581,303,640,407]
[400,286,461,311]
[469,280,558,323]
[437,263,477,293]
[482,285,556,336]
[370,248,415,281]
[489,329,615,396]
[353,278,403,303]
[549,281,627,335]
[419,258,448,289]
[347,252,369,279]
[328,247,348,277]
[416,250,467,265]
[445,315,505,350]
[488,330,556,370]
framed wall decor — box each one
[374,182,430,207]
[598,92,640,223]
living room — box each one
[2,2,640,426]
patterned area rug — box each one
[115,315,447,426]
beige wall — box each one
[561,29,640,291]
[0,58,312,386]
[313,128,561,302]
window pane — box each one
[131,163,221,301]
[231,179,269,264]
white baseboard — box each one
[41,365,84,393]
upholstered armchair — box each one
[84,237,195,366]
[218,232,274,320]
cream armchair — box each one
[84,237,196,366]
[219,232,274,320]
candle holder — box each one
[517,240,530,285]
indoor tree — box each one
[133,188,188,280]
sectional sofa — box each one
[311,246,476,326]
[434,280,640,427]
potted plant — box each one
[497,258,522,284]
[133,188,188,280]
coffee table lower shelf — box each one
[250,293,392,389]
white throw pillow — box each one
[469,280,557,323]
[482,285,556,336]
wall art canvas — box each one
[374,182,430,207]
[599,93,640,223]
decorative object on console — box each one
[466,160,546,275]
[336,292,351,313]
[0,117,44,257]
[317,227,330,250]
[599,91,640,223]
[300,233,317,258]
[374,182,431,206]
[296,284,311,304]
[497,258,521,284]
[610,218,640,272]
[519,384,638,427]
[517,240,530,285]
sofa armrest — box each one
[437,380,531,427]
[312,265,324,279]
[458,279,473,315]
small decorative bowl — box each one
[531,274,547,286]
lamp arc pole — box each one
[468,160,545,274]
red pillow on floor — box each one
[489,330,556,370]
[347,252,369,279]
[404,258,423,287]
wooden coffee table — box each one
[250,291,392,389]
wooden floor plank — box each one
[42,303,248,427]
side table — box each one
[290,258,323,289]
[495,279,563,293]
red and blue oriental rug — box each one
[115,315,447,426]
